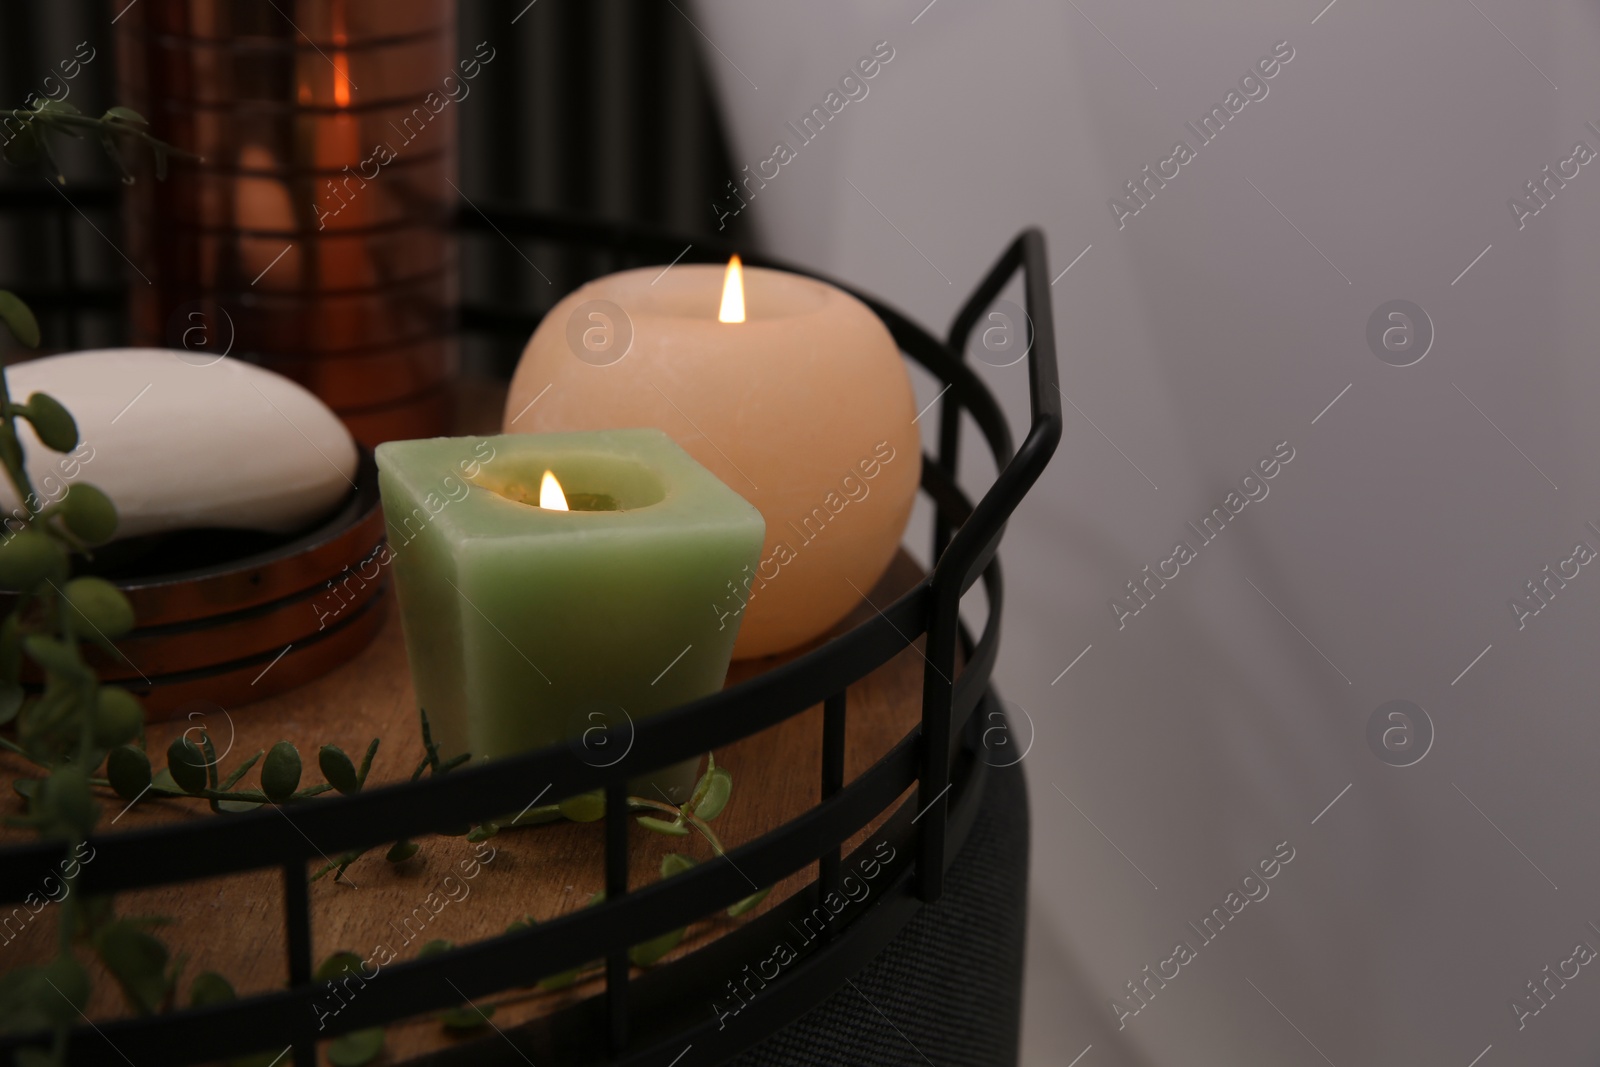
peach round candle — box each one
[503,259,920,659]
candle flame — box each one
[718,254,746,324]
[331,1,352,107]
[539,470,569,511]
[333,54,353,107]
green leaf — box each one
[636,815,688,836]
[107,745,152,800]
[326,1027,384,1067]
[688,754,716,809]
[60,484,118,545]
[727,887,771,918]
[424,937,495,1028]
[167,952,190,1016]
[62,576,132,637]
[190,970,235,1007]
[0,291,40,348]
[440,1002,495,1030]
[215,796,266,814]
[532,894,607,989]
[95,920,171,1014]
[99,130,133,184]
[503,803,563,827]
[198,731,221,793]
[166,737,208,794]
[0,966,51,1034]
[231,1052,289,1067]
[467,822,499,843]
[3,124,39,166]
[385,840,418,863]
[0,680,21,725]
[24,635,84,678]
[0,612,24,681]
[79,893,115,929]
[0,529,69,592]
[0,420,23,473]
[84,745,111,777]
[260,741,301,802]
[536,967,581,992]
[661,852,696,879]
[318,745,358,794]
[558,790,605,823]
[102,106,148,127]
[12,776,38,800]
[151,767,181,793]
[40,765,97,838]
[217,750,264,792]
[628,926,685,967]
[354,737,380,787]
[418,707,442,770]
[38,954,89,1026]
[22,392,78,453]
[314,951,364,984]
[92,687,144,748]
[694,767,732,822]
[21,681,74,738]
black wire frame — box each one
[0,214,1062,1067]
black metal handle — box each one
[916,229,1063,902]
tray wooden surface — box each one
[0,548,931,1064]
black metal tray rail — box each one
[0,213,1061,1067]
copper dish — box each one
[7,453,388,718]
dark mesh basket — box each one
[0,211,1061,1066]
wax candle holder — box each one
[0,220,1061,1067]
[376,429,766,800]
[505,260,922,661]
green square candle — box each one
[375,429,765,797]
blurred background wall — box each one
[689,2,1600,1066]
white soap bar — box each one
[0,349,359,540]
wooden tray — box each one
[0,550,930,1064]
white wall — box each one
[692,2,1600,1064]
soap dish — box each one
[1,452,387,719]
